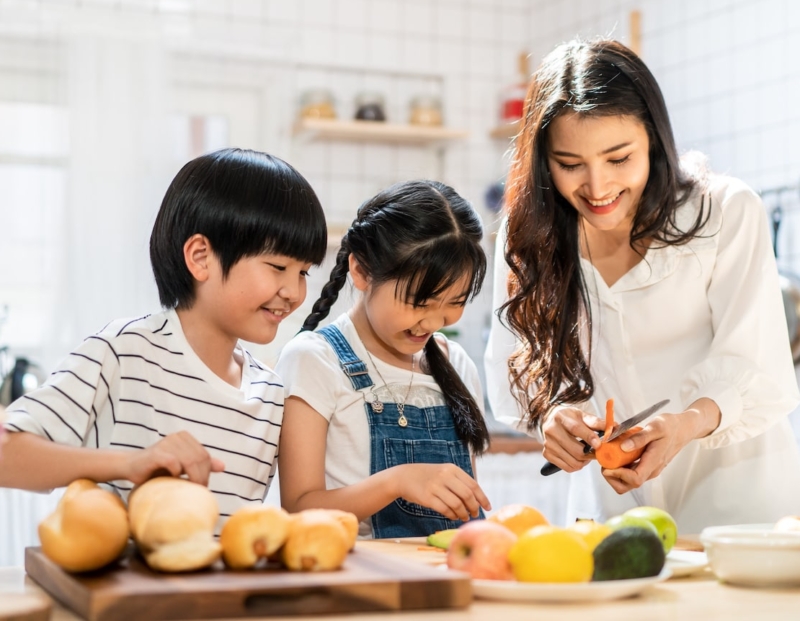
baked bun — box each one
[128,477,221,572]
[38,479,129,572]
[220,505,291,569]
[299,509,359,551]
[281,510,350,571]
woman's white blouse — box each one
[485,175,800,533]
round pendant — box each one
[371,398,384,413]
[398,414,408,427]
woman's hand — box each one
[540,407,605,472]
[394,463,492,522]
[124,431,225,487]
[602,398,721,493]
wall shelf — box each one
[490,120,521,140]
[293,118,468,146]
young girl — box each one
[276,180,491,538]
[485,38,800,532]
[1,148,327,524]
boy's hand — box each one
[394,463,491,522]
[125,431,225,487]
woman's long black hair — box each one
[502,39,708,430]
[302,180,490,454]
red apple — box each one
[446,521,516,580]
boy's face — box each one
[203,252,311,345]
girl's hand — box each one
[540,407,605,472]
[601,398,721,493]
[394,463,491,522]
[124,431,225,487]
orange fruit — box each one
[487,504,548,537]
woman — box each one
[485,38,800,533]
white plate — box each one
[666,550,708,577]
[472,568,671,603]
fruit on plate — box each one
[39,479,130,572]
[605,513,659,536]
[774,515,800,532]
[623,506,678,553]
[446,520,516,580]
[592,526,665,581]
[487,503,548,537]
[568,519,613,551]
[508,525,593,583]
[595,399,645,469]
[427,528,459,550]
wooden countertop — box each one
[3,538,800,620]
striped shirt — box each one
[4,309,282,526]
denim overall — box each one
[319,324,481,538]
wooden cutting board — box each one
[25,545,470,621]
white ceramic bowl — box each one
[700,524,800,587]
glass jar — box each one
[409,95,442,127]
[354,92,386,122]
[299,89,336,120]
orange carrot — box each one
[596,398,645,469]
[605,399,615,436]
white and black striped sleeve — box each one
[3,335,120,447]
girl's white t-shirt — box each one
[275,313,484,536]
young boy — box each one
[0,148,327,520]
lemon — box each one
[508,525,593,583]
[569,519,613,551]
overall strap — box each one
[317,324,374,391]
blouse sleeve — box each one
[682,181,800,449]
[482,222,598,438]
[484,219,530,433]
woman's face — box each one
[546,113,650,235]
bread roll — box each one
[299,509,359,551]
[281,510,350,571]
[127,477,221,572]
[38,479,129,572]
[220,505,291,569]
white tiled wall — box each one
[526,0,800,268]
[0,0,530,372]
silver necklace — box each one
[363,349,415,428]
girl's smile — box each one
[349,255,471,369]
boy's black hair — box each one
[150,148,327,309]
[301,180,490,455]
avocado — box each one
[426,528,459,550]
[592,526,665,581]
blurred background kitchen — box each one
[2,0,800,566]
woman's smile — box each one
[581,191,624,215]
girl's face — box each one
[351,258,470,365]
[203,251,311,345]
[546,113,650,236]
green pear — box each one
[426,528,459,550]
[623,506,678,554]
